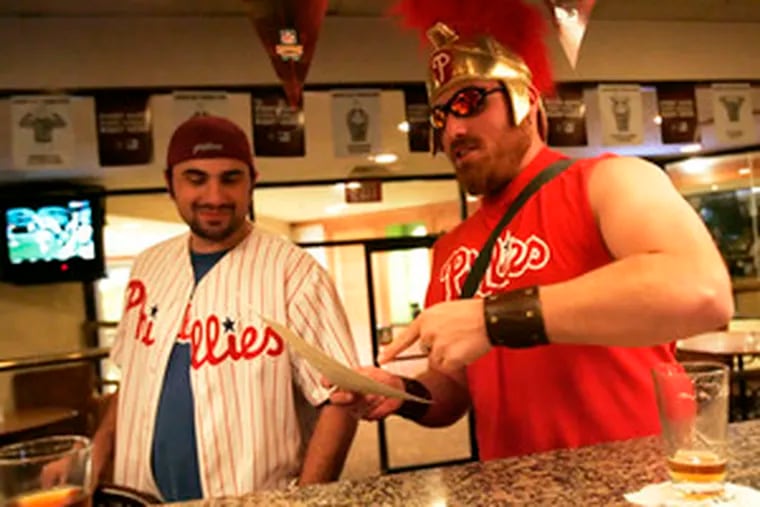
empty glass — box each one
[0,435,93,507]
[651,361,730,498]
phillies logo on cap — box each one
[192,142,223,155]
[431,50,453,85]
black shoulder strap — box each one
[460,158,575,299]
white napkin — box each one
[625,482,760,506]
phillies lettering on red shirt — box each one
[438,231,551,299]
[124,280,283,369]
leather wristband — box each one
[395,377,432,422]
[483,286,550,349]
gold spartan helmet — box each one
[425,22,542,138]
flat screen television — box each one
[0,184,106,285]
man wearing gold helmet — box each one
[329,1,732,460]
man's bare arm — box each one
[412,366,470,427]
[328,364,470,428]
[379,157,733,370]
[92,391,118,482]
[542,157,733,346]
[298,403,357,486]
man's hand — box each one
[323,367,404,420]
[40,443,107,489]
[40,455,72,489]
[378,299,492,371]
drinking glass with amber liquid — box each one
[0,435,92,507]
[651,361,729,498]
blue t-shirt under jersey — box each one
[150,249,227,502]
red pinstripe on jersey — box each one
[110,227,357,498]
[112,236,194,494]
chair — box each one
[93,484,161,507]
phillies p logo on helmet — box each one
[430,50,453,86]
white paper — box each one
[625,481,760,506]
[330,89,382,158]
[597,84,644,146]
[11,95,75,169]
[260,316,432,404]
[711,83,757,145]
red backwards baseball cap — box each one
[166,115,255,173]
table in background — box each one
[172,420,760,507]
[0,407,79,446]
[678,331,760,419]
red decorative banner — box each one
[245,0,328,107]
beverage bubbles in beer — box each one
[666,449,727,497]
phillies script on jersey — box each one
[124,279,284,369]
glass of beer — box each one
[651,361,729,498]
[0,435,92,507]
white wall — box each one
[0,16,758,190]
[1,17,759,88]
[0,89,451,188]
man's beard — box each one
[457,132,531,197]
[187,206,244,242]
[188,220,240,242]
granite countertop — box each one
[174,420,760,507]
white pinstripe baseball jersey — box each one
[110,226,358,498]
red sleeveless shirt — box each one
[426,147,675,460]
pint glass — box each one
[651,361,729,498]
[0,435,92,507]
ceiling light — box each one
[679,143,702,154]
[710,184,718,191]
[678,158,710,175]
[117,222,141,230]
[397,121,410,133]
[325,203,347,215]
[370,153,398,164]
[739,168,751,176]
[653,115,662,125]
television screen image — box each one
[6,201,95,265]
[0,184,105,285]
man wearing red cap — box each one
[329,1,733,461]
[88,115,359,500]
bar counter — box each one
[174,420,760,506]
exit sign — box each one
[345,180,382,203]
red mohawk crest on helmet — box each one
[388,0,554,97]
